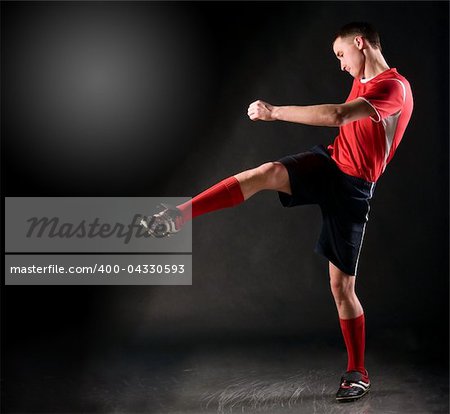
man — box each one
[141,22,413,402]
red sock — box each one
[176,176,244,224]
[339,313,367,377]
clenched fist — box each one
[247,100,276,121]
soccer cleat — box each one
[139,204,184,238]
[335,370,371,402]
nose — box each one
[341,62,346,71]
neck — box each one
[363,51,390,79]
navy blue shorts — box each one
[277,145,376,276]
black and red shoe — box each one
[335,370,370,402]
[139,204,183,238]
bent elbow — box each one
[333,105,349,127]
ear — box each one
[353,36,365,50]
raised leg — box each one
[176,161,291,222]
[141,161,292,237]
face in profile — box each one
[333,36,366,79]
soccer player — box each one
[141,22,413,402]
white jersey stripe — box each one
[382,111,402,172]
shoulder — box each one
[377,69,411,90]
[368,72,409,102]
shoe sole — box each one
[336,386,370,403]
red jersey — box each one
[328,68,413,182]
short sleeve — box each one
[359,79,406,122]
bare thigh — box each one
[234,161,291,200]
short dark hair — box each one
[333,22,382,51]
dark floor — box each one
[3,337,449,414]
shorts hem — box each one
[314,245,357,276]
[278,190,295,207]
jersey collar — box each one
[359,68,397,84]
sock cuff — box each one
[339,313,365,325]
[223,176,244,204]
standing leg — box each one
[329,261,370,401]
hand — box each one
[247,100,276,121]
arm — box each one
[247,98,377,127]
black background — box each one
[2,0,449,383]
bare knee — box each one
[255,162,290,192]
[330,278,354,301]
[329,262,363,318]
[234,161,290,200]
[329,265,356,302]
